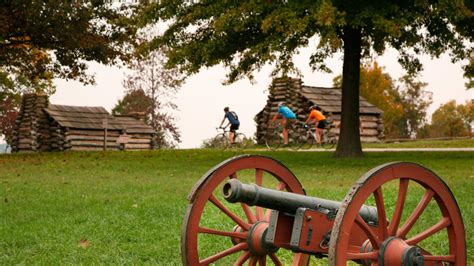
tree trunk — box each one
[335,26,363,158]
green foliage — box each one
[139,1,472,83]
[334,62,432,138]
[430,100,473,137]
[0,0,138,87]
[111,89,153,119]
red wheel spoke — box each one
[200,242,248,265]
[209,194,250,230]
[269,253,283,266]
[255,169,263,186]
[258,256,266,265]
[234,251,251,265]
[406,217,451,245]
[397,189,435,238]
[373,186,388,240]
[249,255,258,266]
[198,226,248,239]
[346,251,378,260]
[423,255,455,262]
[241,203,257,224]
[388,178,409,236]
[254,169,265,223]
[256,206,265,221]
[355,215,380,249]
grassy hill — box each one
[1,150,472,264]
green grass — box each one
[362,138,474,148]
[0,150,472,264]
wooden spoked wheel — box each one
[181,155,310,265]
[328,162,466,265]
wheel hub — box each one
[246,221,279,256]
[378,237,424,266]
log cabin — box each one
[255,78,384,144]
[11,94,157,152]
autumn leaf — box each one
[78,239,90,249]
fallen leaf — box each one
[78,239,90,249]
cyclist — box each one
[271,102,297,146]
[305,105,329,145]
[219,107,240,144]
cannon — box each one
[181,155,466,265]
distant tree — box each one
[118,48,184,148]
[139,1,473,157]
[0,97,18,146]
[396,75,432,138]
[334,62,432,139]
[112,89,153,119]
[430,100,469,137]
[457,100,474,137]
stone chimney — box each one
[11,94,49,152]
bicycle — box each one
[265,122,304,150]
[298,122,337,149]
[213,127,247,149]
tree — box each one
[430,100,469,137]
[1,0,138,143]
[115,48,184,148]
[112,89,153,117]
[139,1,473,157]
[456,100,474,137]
[334,62,432,139]
[396,75,432,138]
[0,0,137,86]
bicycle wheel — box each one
[300,130,316,149]
[265,128,282,150]
[288,124,305,150]
[321,132,337,150]
[233,133,248,149]
[213,134,229,149]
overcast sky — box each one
[51,41,473,148]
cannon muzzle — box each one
[223,179,378,224]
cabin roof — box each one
[301,86,383,114]
[44,104,155,134]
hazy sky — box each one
[51,41,473,148]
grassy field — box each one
[1,150,472,264]
[362,138,474,148]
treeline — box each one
[334,62,473,140]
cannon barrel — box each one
[223,179,378,224]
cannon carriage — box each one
[181,155,466,265]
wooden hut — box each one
[255,78,384,144]
[11,94,157,152]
